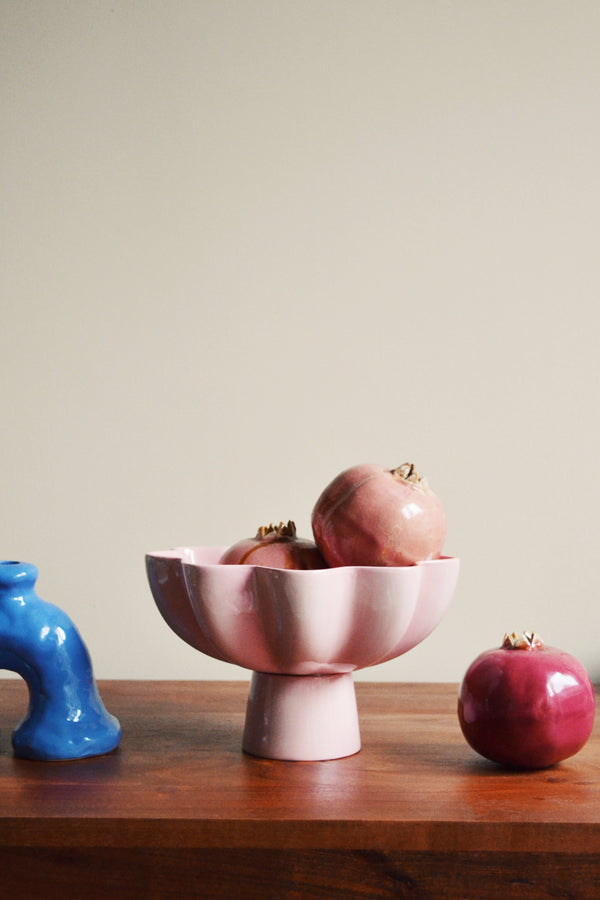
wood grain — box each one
[0,680,598,898]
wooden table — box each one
[0,680,598,898]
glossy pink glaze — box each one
[242,672,361,760]
[146,548,459,676]
[311,463,447,567]
[146,547,230,661]
[458,643,596,769]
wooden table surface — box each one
[0,679,598,899]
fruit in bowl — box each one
[219,521,327,570]
[312,462,447,567]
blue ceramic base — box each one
[0,560,121,761]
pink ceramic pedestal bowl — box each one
[146,547,459,761]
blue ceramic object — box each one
[0,560,121,760]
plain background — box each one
[2,2,599,684]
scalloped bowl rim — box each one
[146,546,460,675]
[147,545,457,571]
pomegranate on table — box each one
[458,631,596,769]
[219,521,328,570]
[311,462,447,567]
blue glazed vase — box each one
[0,560,121,760]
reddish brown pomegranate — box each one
[219,521,328,570]
[311,462,447,567]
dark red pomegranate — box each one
[219,521,327,570]
[311,462,447,567]
[458,631,596,769]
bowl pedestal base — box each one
[242,671,361,761]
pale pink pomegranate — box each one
[311,463,447,567]
[219,521,328,570]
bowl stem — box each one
[242,671,361,761]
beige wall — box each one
[2,2,599,682]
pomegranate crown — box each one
[256,521,297,539]
[391,462,432,493]
[502,631,545,650]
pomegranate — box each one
[219,521,328,570]
[458,631,596,769]
[311,462,447,567]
